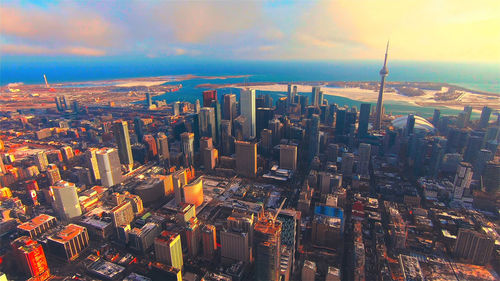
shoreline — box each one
[229,83,499,113]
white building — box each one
[51,181,82,220]
[240,88,256,139]
[96,148,122,187]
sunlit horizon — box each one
[1,0,499,63]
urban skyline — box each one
[0,1,499,281]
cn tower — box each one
[374,41,389,130]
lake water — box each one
[2,59,498,118]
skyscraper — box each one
[51,181,82,220]
[453,162,473,200]
[287,84,296,106]
[432,109,441,127]
[113,120,134,172]
[85,148,100,183]
[211,100,222,145]
[134,117,145,142]
[256,107,274,139]
[96,148,122,187]
[154,231,183,270]
[311,86,321,106]
[358,103,371,137]
[358,143,371,176]
[146,92,152,108]
[235,141,257,178]
[479,106,492,128]
[308,115,320,162]
[181,132,194,166]
[405,114,415,136]
[220,215,253,263]
[374,42,389,130]
[464,105,473,126]
[335,109,346,135]
[280,144,297,170]
[454,228,494,265]
[463,135,483,164]
[233,115,246,141]
[201,224,217,260]
[240,88,256,139]
[143,134,158,160]
[341,152,354,177]
[483,161,500,194]
[223,94,237,121]
[11,236,50,280]
[195,99,201,113]
[199,107,216,144]
[202,90,217,107]
[46,164,61,185]
[34,151,48,172]
[254,216,282,281]
[156,132,170,164]
[221,120,234,156]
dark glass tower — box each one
[358,103,371,137]
[113,120,134,172]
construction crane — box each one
[43,74,56,92]
[271,198,286,227]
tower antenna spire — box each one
[374,41,390,130]
[383,40,389,67]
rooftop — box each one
[49,224,86,243]
[17,214,56,232]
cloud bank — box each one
[0,0,498,62]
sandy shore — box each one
[114,80,169,87]
[232,84,497,113]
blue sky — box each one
[1,0,499,62]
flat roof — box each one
[17,214,56,232]
[49,224,86,243]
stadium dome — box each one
[391,115,435,133]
